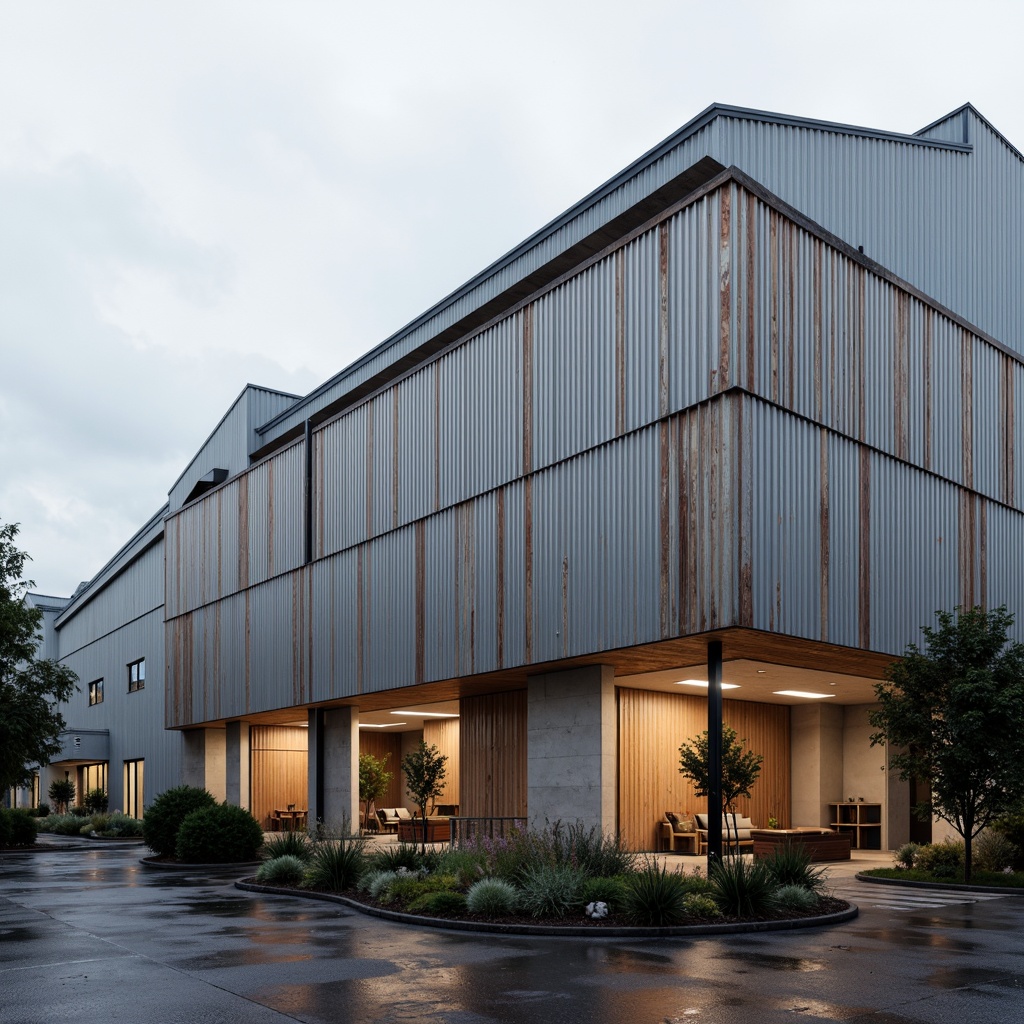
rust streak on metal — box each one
[745,191,756,392]
[524,476,533,662]
[615,248,626,436]
[858,447,870,649]
[659,221,670,416]
[659,420,671,638]
[923,311,933,471]
[495,488,505,668]
[819,427,830,642]
[239,473,249,590]
[894,292,909,460]
[522,306,534,475]
[707,400,719,630]
[962,329,974,489]
[366,404,375,538]
[392,389,400,530]
[813,238,823,422]
[737,397,753,629]
[718,185,731,390]
[769,210,779,403]
[434,363,441,512]
[415,520,425,684]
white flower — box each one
[585,901,609,919]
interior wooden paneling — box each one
[250,725,308,829]
[358,732,404,810]
[423,718,460,809]
[618,687,791,851]
[459,691,527,816]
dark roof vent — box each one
[184,468,230,505]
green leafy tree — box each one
[679,726,763,851]
[0,521,79,792]
[401,741,447,851]
[48,778,75,814]
[869,605,1024,882]
[358,752,393,832]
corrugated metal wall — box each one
[166,173,1024,726]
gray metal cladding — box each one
[57,542,165,657]
[317,404,369,555]
[825,431,862,648]
[168,397,249,513]
[311,551,360,703]
[985,502,1024,616]
[361,528,417,693]
[395,364,438,524]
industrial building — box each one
[28,102,1024,851]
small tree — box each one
[0,521,79,792]
[401,741,447,851]
[48,778,75,814]
[869,605,1024,882]
[358,752,393,832]
[679,726,763,852]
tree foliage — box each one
[358,752,393,831]
[869,605,1024,882]
[0,521,79,791]
[401,741,447,851]
[679,726,763,849]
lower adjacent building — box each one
[26,101,1024,852]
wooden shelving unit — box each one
[829,802,882,850]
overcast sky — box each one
[2,1,1023,596]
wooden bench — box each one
[397,817,451,843]
[750,828,851,862]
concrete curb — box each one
[235,878,858,937]
[855,871,1024,895]
[141,856,262,871]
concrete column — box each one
[790,704,844,827]
[181,729,226,801]
[308,707,359,831]
[527,664,616,834]
[225,721,250,808]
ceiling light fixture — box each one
[389,711,459,718]
[675,679,740,690]
[359,722,408,728]
[773,690,834,699]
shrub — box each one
[143,786,217,858]
[381,873,457,907]
[434,849,487,888]
[263,831,313,862]
[368,869,402,900]
[893,842,922,869]
[682,892,722,919]
[69,805,89,818]
[709,856,777,917]
[915,840,965,878]
[41,813,88,836]
[97,813,144,838]
[34,803,50,817]
[48,779,75,814]
[304,836,367,891]
[991,810,1024,870]
[407,890,467,916]
[772,884,821,913]
[84,788,109,814]
[973,830,1018,873]
[580,876,630,913]
[256,855,307,886]
[762,846,828,892]
[0,808,38,848]
[368,843,430,874]
[488,821,637,883]
[622,864,689,926]
[355,868,391,895]
[466,878,520,916]
[175,803,264,863]
[518,863,585,919]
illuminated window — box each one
[88,679,104,705]
[123,759,144,818]
[128,659,145,693]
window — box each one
[82,763,107,795]
[128,658,145,692]
[88,679,104,705]
[123,759,144,818]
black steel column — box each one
[707,639,723,865]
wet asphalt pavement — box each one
[2,846,1023,1024]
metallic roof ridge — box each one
[253,101,977,440]
[915,101,1024,164]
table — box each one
[750,828,851,861]
[272,809,308,832]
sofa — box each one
[693,812,756,855]
[376,807,412,833]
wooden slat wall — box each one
[423,718,460,808]
[459,691,527,816]
[358,732,404,809]
[250,725,308,829]
[618,687,791,851]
